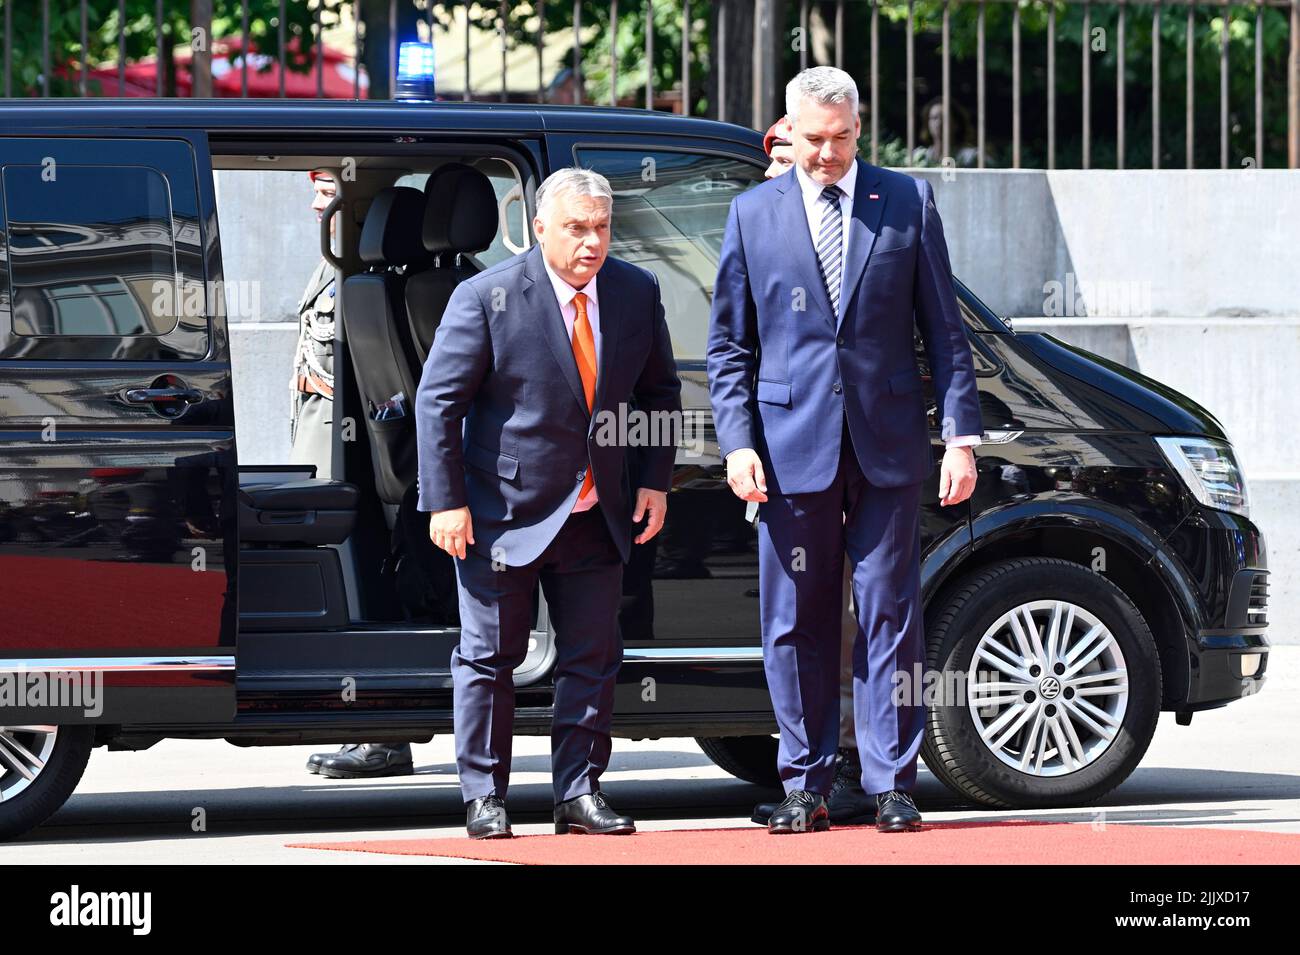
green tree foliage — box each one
[817,0,1294,168]
[2,0,341,96]
[442,0,704,108]
[7,1,1293,166]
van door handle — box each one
[981,429,1024,445]
[124,386,204,405]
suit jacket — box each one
[706,157,983,493]
[415,243,682,566]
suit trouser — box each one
[758,417,926,796]
[451,506,624,804]
[839,555,858,750]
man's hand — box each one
[938,446,977,506]
[633,488,668,544]
[428,506,474,559]
[725,448,768,503]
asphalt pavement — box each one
[4,647,1296,864]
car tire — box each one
[921,557,1161,809]
[0,724,94,841]
[695,734,782,788]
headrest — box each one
[422,163,498,255]
[358,186,428,266]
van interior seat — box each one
[405,162,499,364]
[238,478,360,545]
[379,165,498,623]
[340,185,429,505]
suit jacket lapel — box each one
[776,167,836,328]
[522,244,590,418]
[837,158,886,332]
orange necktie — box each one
[572,291,597,500]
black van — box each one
[0,100,1268,839]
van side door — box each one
[0,132,237,724]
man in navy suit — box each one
[707,66,983,833]
[415,167,682,839]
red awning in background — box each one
[78,37,368,98]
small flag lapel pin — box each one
[869,193,879,200]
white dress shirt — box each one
[541,253,602,512]
[726,162,981,460]
[794,159,855,289]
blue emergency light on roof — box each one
[395,41,436,101]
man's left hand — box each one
[938,446,978,506]
[633,488,668,544]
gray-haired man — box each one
[415,167,682,838]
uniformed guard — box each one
[299,169,415,779]
[289,171,338,475]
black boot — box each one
[306,742,361,774]
[752,750,873,825]
[317,742,414,779]
[828,747,876,823]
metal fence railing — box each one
[3,0,1298,169]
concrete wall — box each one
[219,168,1298,642]
[916,169,1300,320]
[214,171,325,324]
[230,322,299,466]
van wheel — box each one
[0,724,94,840]
[921,557,1161,809]
[695,734,781,788]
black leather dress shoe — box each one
[466,795,513,839]
[767,790,830,833]
[752,749,875,825]
[317,742,414,779]
[553,791,636,834]
[306,742,361,774]
[875,789,923,832]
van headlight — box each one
[1155,436,1250,518]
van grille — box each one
[1247,572,1269,626]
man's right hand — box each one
[725,448,768,503]
[428,506,474,559]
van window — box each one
[2,165,179,340]
[574,148,768,362]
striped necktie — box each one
[815,184,844,318]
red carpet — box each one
[289,820,1300,865]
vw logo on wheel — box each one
[966,599,1130,778]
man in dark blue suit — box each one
[415,167,682,839]
[707,66,983,833]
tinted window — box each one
[575,148,768,361]
[2,165,179,341]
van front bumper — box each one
[1184,633,1269,713]
[1160,506,1270,711]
